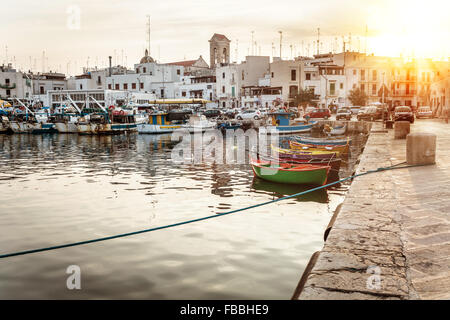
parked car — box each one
[305,108,331,119]
[350,106,362,114]
[203,109,222,118]
[357,106,378,121]
[336,108,352,120]
[394,106,414,123]
[236,109,262,120]
[416,106,433,119]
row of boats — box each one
[251,136,351,186]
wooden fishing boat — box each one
[271,145,338,160]
[294,136,351,146]
[324,124,347,136]
[259,153,341,171]
[261,112,317,134]
[251,159,330,185]
[289,140,348,155]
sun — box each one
[366,0,449,59]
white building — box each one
[269,58,303,106]
[105,50,184,99]
[44,89,156,110]
[0,64,33,100]
[216,56,270,109]
[241,86,282,109]
[176,74,217,108]
[32,72,67,95]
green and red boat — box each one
[250,159,330,186]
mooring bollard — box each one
[406,133,436,165]
[394,121,410,139]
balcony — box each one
[392,90,417,96]
[0,83,16,89]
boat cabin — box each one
[148,113,170,125]
[268,112,293,126]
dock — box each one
[294,119,450,300]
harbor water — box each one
[0,132,367,299]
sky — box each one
[1,0,449,75]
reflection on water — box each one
[0,132,365,299]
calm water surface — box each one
[0,133,365,299]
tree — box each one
[293,88,317,107]
[348,87,368,106]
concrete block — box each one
[406,133,436,165]
[394,121,410,139]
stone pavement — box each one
[296,119,450,300]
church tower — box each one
[209,33,231,69]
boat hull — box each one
[77,123,137,135]
[137,123,183,134]
[271,145,338,160]
[294,136,350,146]
[251,160,329,185]
[9,122,55,134]
[289,140,348,155]
[55,122,78,133]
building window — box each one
[372,84,377,94]
[306,73,311,80]
[140,83,144,89]
[271,72,274,78]
[242,70,244,80]
[115,84,119,90]
[132,83,136,89]
[177,69,180,75]
[80,84,83,90]
[222,72,225,79]
[340,83,343,90]
[143,67,147,73]
[182,91,186,97]
[330,83,335,95]
[123,83,128,90]
[291,69,296,81]
[210,92,212,101]
[372,70,377,81]
[161,89,164,98]
[222,86,225,93]
[40,86,44,94]
[108,84,112,89]
[137,68,140,73]
[5,78,10,84]
[360,84,365,92]
[6,89,10,96]
[361,70,365,81]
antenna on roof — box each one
[146,15,151,56]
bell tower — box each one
[209,33,231,69]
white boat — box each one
[262,112,317,135]
[0,116,9,133]
[182,114,216,133]
[324,124,347,136]
[77,112,137,135]
[137,113,183,134]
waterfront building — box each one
[0,64,33,100]
[216,56,270,109]
[31,71,67,96]
[176,74,217,108]
[269,58,303,106]
[430,65,450,116]
[43,89,156,110]
[240,86,282,109]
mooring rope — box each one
[0,161,428,259]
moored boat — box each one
[251,159,330,185]
[293,136,351,146]
[324,124,347,136]
[271,144,338,160]
[289,140,348,155]
[137,112,183,134]
[261,112,317,134]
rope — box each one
[0,162,428,259]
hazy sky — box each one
[2,0,449,75]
